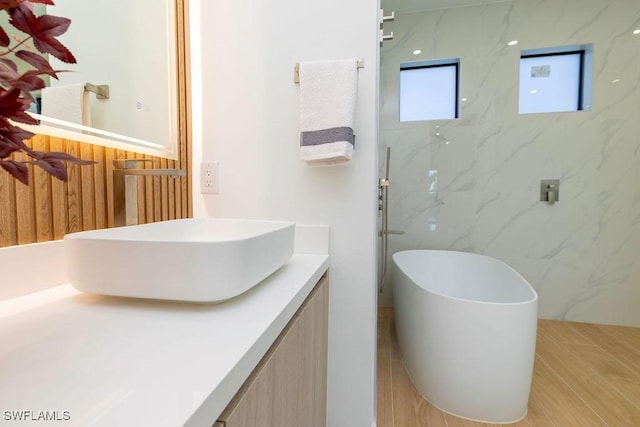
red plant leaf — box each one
[30,26,75,64]
[0,1,54,12]
[32,157,67,181]
[8,5,41,33]
[0,64,21,83]
[0,0,25,10]
[0,124,36,153]
[0,58,18,72]
[9,5,76,64]
[0,59,64,103]
[0,86,38,126]
[41,151,96,165]
[30,152,95,182]
[15,50,60,78]
[0,26,9,47]
[0,142,20,158]
[0,66,43,103]
[13,69,46,92]
[0,159,29,185]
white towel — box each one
[40,83,92,127]
[299,59,358,166]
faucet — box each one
[113,159,186,227]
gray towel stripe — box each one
[301,126,355,147]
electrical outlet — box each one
[201,162,219,194]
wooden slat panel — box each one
[104,147,116,229]
[176,0,191,219]
[160,157,169,221]
[135,152,146,224]
[32,135,54,242]
[50,137,69,239]
[0,164,17,247]
[65,140,82,234]
[168,159,176,220]
[144,155,154,223]
[93,145,108,230]
[2,135,191,247]
[80,142,95,231]
[173,160,182,220]
[14,153,36,245]
[153,175,161,222]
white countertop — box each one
[0,254,329,426]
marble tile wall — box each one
[378,0,640,326]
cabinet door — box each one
[217,276,328,427]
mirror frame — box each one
[176,0,193,218]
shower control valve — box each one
[540,179,560,205]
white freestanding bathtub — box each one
[392,250,538,424]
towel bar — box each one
[294,59,364,84]
[84,83,110,99]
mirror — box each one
[19,0,181,159]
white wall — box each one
[379,0,640,327]
[191,1,379,425]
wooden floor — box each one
[377,307,640,426]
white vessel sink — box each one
[64,218,295,302]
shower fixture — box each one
[540,179,560,205]
[377,147,405,293]
[379,9,395,46]
[378,147,391,293]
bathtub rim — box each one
[392,249,539,306]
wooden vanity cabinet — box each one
[214,275,328,427]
